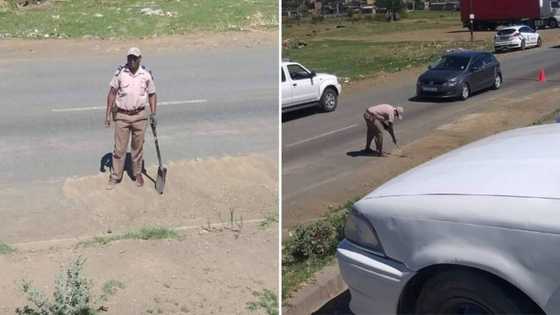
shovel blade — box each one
[155,167,167,194]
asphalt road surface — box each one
[1,44,278,184]
[283,44,560,229]
[0,41,279,223]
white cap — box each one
[127,47,142,57]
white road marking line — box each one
[52,106,103,112]
[286,124,358,148]
[51,99,208,112]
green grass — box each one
[282,203,353,299]
[0,241,15,255]
[79,226,179,247]
[281,198,357,299]
[284,11,459,38]
[259,211,279,229]
[282,256,335,300]
[0,0,277,39]
[282,10,495,81]
[531,107,560,125]
[246,289,278,315]
[284,39,492,80]
[100,279,126,302]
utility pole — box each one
[469,0,474,42]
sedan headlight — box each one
[344,209,384,255]
[444,77,458,86]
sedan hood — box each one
[419,69,462,82]
[365,124,560,200]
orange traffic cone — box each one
[538,69,546,82]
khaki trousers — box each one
[364,112,384,153]
[111,111,147,181]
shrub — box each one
[283,209,349,265]
[0,241,15,255]
[16,257,123,315]
[246,289,278,315]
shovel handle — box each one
[150,121,164,168]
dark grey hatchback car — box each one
[416,50,502,101]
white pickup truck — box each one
[281,61,342,113]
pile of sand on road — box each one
[62,153,278,236]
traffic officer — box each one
[363,104,403,156]
[105,47,157,189]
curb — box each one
[283,263,348,315]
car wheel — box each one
[320,87,338,112]
[415,270,538,315]
[459,83,470,101]
[550,18,558,28]
[537,37,542,48]
[521,39,526,50]
[492,73,502,90]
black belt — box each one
[117,107,145,115]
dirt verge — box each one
[0,223,278,315]
[0,153,277,244]
[0,153,278,314]
[0,30,277,60]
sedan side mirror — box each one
[310,71,317,78]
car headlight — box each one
[344,209,384,255]
[444,77,458,86]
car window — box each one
[520,27,533,33]
[282,69,286,82]
[471,57,483,69]
[432,55,470,71]
[482,54,494,66]
[553,1,560,8]
[287,64,310,80]
[497,29,516,36]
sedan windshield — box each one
[432,56,471,71]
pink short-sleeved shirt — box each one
[109,65,156,111]
[366,104,397,123]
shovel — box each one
[150,118,167,194]
[391,143,408,158]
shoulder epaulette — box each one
[114,65,126,76]
[142,65,154,79]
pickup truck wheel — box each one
[415,270,538,315]
[320,87,338,112]
[550,18,558,28]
